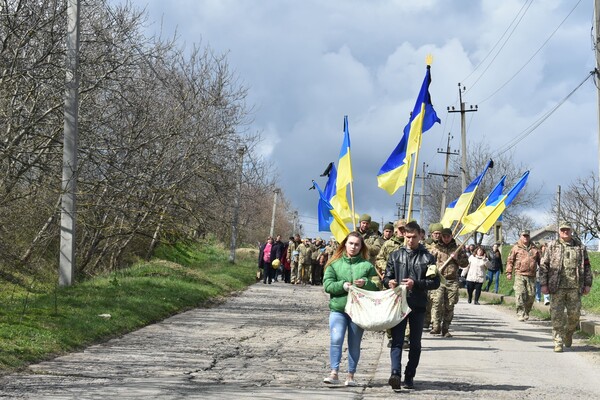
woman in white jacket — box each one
[462,246,491,305]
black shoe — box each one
[403,376,414,389]
[388,373,402,390]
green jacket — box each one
[323,254,378,313]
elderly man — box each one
[506,229,541,321]
[540,222,593,352]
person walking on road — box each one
[462,246,490,305]
[540,222,593,353]
[322,231,378,387]
[483,244,503,293]
[383,221,440,391]
[428,228,468,337]
[506,229,541,321]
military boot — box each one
[441,328,452,338]
[429,326,441,335]
[564,333,573,348]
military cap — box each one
[384,222,394,231]
[369,221,380,231]
[429,222,444,233]
[395,219,407,228]
[359,213,371,222]
[316,236,323,241]
[440,228,453,236]
[559,221,572,230]
[520,229,530,236]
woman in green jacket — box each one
[322,231,378,387]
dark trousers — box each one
[262,263,274,283]
[466,281,483,303]
[390,309,425,378]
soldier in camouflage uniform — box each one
[311,237,326,285]
[540,222,593,352]
[375,220,406,287]
[287,234,301,284]
[506,229,541,321]
[297,238,313,285]
[428,228,468,337]
[424,223,443,330]
[366,221,385,265]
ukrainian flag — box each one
[459,176,505,235]
[313,180,351,243]
[331,116,355,223]
[460,172,529,235]
[377,64,440,195]
[440,159,493,228]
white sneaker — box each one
[544,300,550,306]
[323,375,340,384]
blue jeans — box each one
[329,311,364,373]
[390,309,425,378]
[484,269,501,293]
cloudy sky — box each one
[113,0,598,238]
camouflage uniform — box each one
[297,240,312,285]
[311,238,326,285]
[375,236,404,288]
[423,223,442,330]
[428,238,468,336]
[506,239,541,321]
[287,238,301,284]
[540,236,593,350]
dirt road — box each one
[1,282,599,399]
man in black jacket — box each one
[384,221,440,391]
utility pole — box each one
[419,162,428,227]
[595,0,600,198]
[429,132,459,220]
[448,83,477,190]
[556,185,561,232]
[229,146,246,264]
[59,0,80,286]
[292,211,298,235]
[269,188,280,237]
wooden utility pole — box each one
[429,132,458,220]
[420,162,428,227]
[448,84,477,190]
[59,0,80,286]
[269,188,280,237]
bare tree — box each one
[550,172,599,244]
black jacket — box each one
[383,244,440,311]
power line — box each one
[464,0,534,93]
[493,71,594,156]
[477,0,584,105]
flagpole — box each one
[406,135,422,221]
[347,141,357,231]
[439,195,507,274]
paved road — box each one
[1,282,600,399]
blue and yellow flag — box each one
[460,171,529,235]
[377,64,440,195]
[313,180,351,243]
[331,116,356,223]
[440,159,493,228]
[459,176,505,235]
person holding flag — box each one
[428,227,468,337]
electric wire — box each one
[493,70,594,157]
[461,0,533,85]
[478,0,584,105]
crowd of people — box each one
[256,216,594,390]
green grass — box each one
[0,241,256,373]
[495,247,600,314]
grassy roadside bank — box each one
[0,241,258,374]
